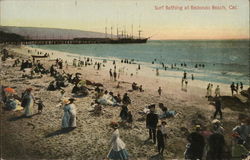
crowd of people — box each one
[1,48,250,160]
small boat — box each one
[31,55,48,58]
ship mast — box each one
[131,24,133,38]
[116,26,119,38]
[111,26,113,39]
[105,27,107,38]
[138,30,142,39]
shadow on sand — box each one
[149,153,164,160]
[8,113,40,121]
[45,128,75,138]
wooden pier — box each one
[0,39,112,45]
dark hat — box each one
[68,98,76,102]
[148,104,156,109]
[26,88,33,91]
[161,121,167,125]
[110,121,119,129]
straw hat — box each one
[212,119,221,124]
[63,98,70,104]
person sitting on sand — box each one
[122,93,131,105]
[132,82,138,90]
[114,93,122,104]
[139,85,144,92]
[47,81,56,91]
[120,105,128,122]
[97,91,116,106]
[90,102,103,116]
[158,103,176,119]
[126,111,133,128]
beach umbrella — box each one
[4,87,16,93]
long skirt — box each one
[107,149,129,160]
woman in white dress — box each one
[107,122,129,160]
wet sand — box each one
[1,45,249,159]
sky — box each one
[0,0,249,40]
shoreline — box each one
[11,44,248,97]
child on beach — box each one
[161,121,167,141]
[157,125,165,156]
[36,99,45,114]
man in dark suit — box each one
[146,104,158,144]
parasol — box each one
[4,87,16,93]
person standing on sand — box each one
[230,82,236,96]
[22,88,35,117]
[156,125,165,156]
[236,83,239,94]
[213,97,223,120]
[107,122,129,160]
[184,125,205,160]
[36,99,45,114]
[113,70,117,81]
[146,105,158,144]
[215,85,220,97]
[65,61,68,69]
[240,82,243,90]
[181,78,184,88]
[206,83,210,98]
[109,69,113,80]
[183,71,187,79]
[62,98,77,129]
[209,84,213,97]
[156,68,159,76]
[191,74,194,80]
[158,87,162,96]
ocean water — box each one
[30,40,249,85]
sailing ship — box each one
[74,25,148,44]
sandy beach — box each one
[1,44,249,159]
